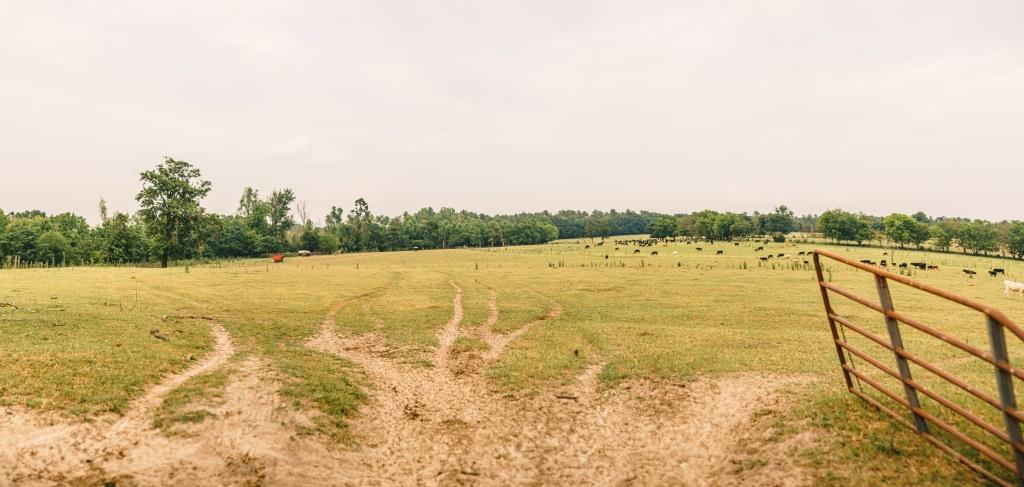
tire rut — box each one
[482,301,562,362]
[309,285,816,486]
[1,319,235,485]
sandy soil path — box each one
[307,285,815,486]
[1,286,815,486]
[0,320,234,485]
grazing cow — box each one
[767,255,774,259]
[634,249,641,254]
[716,250,724,255]
[696,248,703,252]
[883,252,888,256]
[651,251,659,256]
[927,265,938,270]
[910,262,927,270]
[1005,280,1024,299]
[734,242,740,246]
[880,260,887,266]
[615,247,620,251]
[585,245,590,249]
[992,268,1006,275]
[760,257,769,261]
[597,242,604,246]
[899,263,908,268]
[797,251,805,256]
[859,259,872,264]
[989,270,999,277]
[963,269,977,276]
[754,246,764,252]
[777,253,785,258]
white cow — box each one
[1005,280,1024,299]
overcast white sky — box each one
[2,0,1022,224]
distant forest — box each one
[2,158,1023,267]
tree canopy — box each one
[135,157,212,267]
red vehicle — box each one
[271,253,285,263]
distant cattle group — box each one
[581,240,1014,300]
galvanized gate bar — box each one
[837,338,1017,446]
[813,248,1024,486]
[874,274,929,433]
[834,314,1024,426]
[989,316,1024,480]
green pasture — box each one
[3,237,1024,485]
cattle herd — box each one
[850,255,1023,300]
[575,238,1022,299]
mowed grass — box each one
[3,238,1024,483]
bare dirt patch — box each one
[0,320,234,485]
[2,288,816,486]
[308,286,817,486]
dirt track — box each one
[0,286,815,486]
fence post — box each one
[987,316,1024,484]
[874,274,929,434]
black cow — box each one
[963,269,977,276]
[993,268,1006,275]
[651,251,659,256]
[716,250,724,255]
[634,249,641,254]
[696,248,703,252]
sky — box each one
[2,0,1023,224]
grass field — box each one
[3,237,1024,485]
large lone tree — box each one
[136,157,212,267]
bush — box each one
[772,232,786,243]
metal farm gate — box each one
[813,249,1024,486]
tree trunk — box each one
[161,250,169,268]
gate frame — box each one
[813,248,1024,487]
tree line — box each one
[639,206,1024,258]
[815,209,1024,258]
[2,158,1023,267]
[0,158,561,268]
